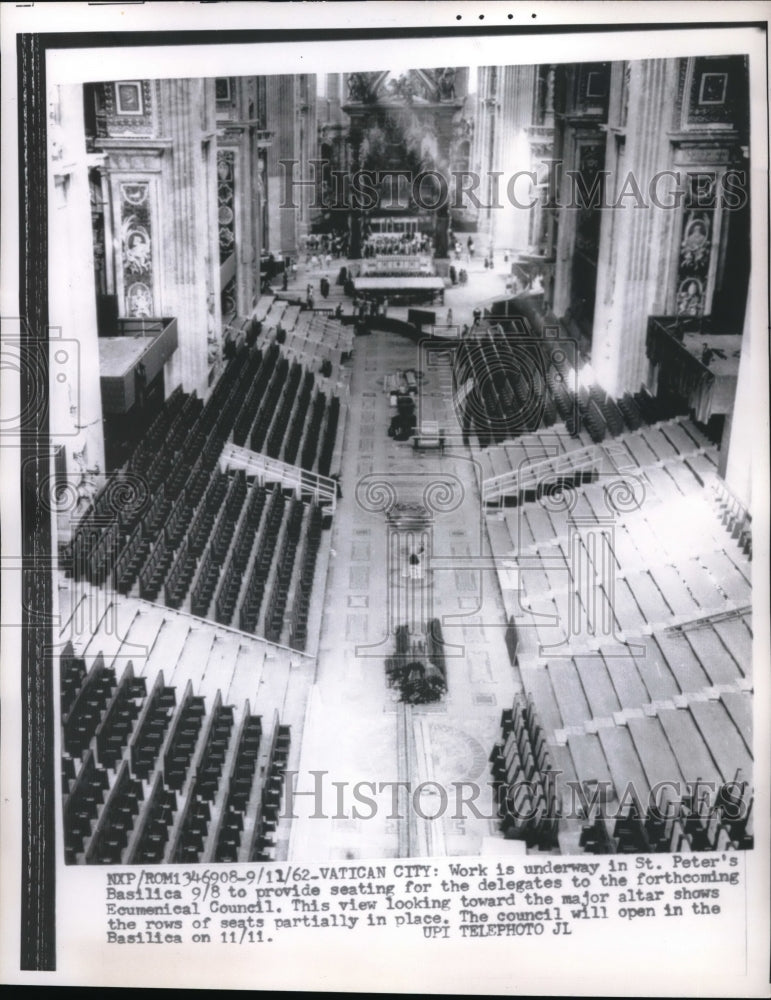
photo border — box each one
[3,4,769,989]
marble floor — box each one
[288,320,521,862]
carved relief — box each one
[347,72,378,103]
[679,213,711,276]
[686,56,747,129]
[110,152,164,172]
[103,80,154,137]
[119,181,154,318]
[347,69,459,106]
[453,116,473,142]
[221,275,237,321]
[675,173,716,317]
[676,277,705,317]
[574,144,604,260]
[436,68,456,101]
[217,150,236,264]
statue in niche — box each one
[72,444,99,515]
[676,278,704,317]
[207,291,220,365]
[454,116,473,141]
[386,74,418,105]
[126,282,153,318]
[680,215,711,275]
[347,73,371,103]
[125,230,151,274]
[438,68,456,101]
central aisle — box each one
[288,328,519,861]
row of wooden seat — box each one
[249,357,291,454]
[455,334,559,446]
[579,771,754,855]
[248,724,291,862]
[115,520,151,595]
[490,695,559,848]
[578,387,613,444]
[164,536,194,610]
[189,473,229,558]
[68,345,258,594]
[162,683,206,791]
[63,652,115,758]
[317,395,340,478]
[283,371,315,467]
[159,473,230,609]
[169,697,236,863]
[126,394,202,504]
[232,344,342,477]
[70,520,120,588]
[274,308,353,379]
[130,672,177,781]
[212,712,264,862]
[458,319,697,454]
[68,338,333,656]
[231,345,275,446]
[61,644,88,718]
[194,703,236,803]
[138,530,173,602]
[490,335,559,440]
[63,749,109,862]
[266,363,303,459]
[301,391,327,472]
[129,384,186,475]
[263,499,303,644]
[189,472,247,619]
[94,663,146,770]
[61,645,293,865]
[214,482,269,627]
[239,485,286,634]
[510,652,754,855]
[128,385,192,482]
[711,480,752,559]
[287,504,323,651]
[128,773,177,863]
[85,760,144,864]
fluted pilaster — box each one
[159,79,212,397]
[48,84,106,497]
[721,303,752,505]
[592,59,679,396]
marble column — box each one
[495,66,537,255]
[434,112,454,260]
[348,125,363,260]
[551,122,578,318]
[470,69,492,235]
[592,59,680,397]
[159,78,213,398]
[48,84,106,518]
[266,76,297,256]
[721,303,752,507]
